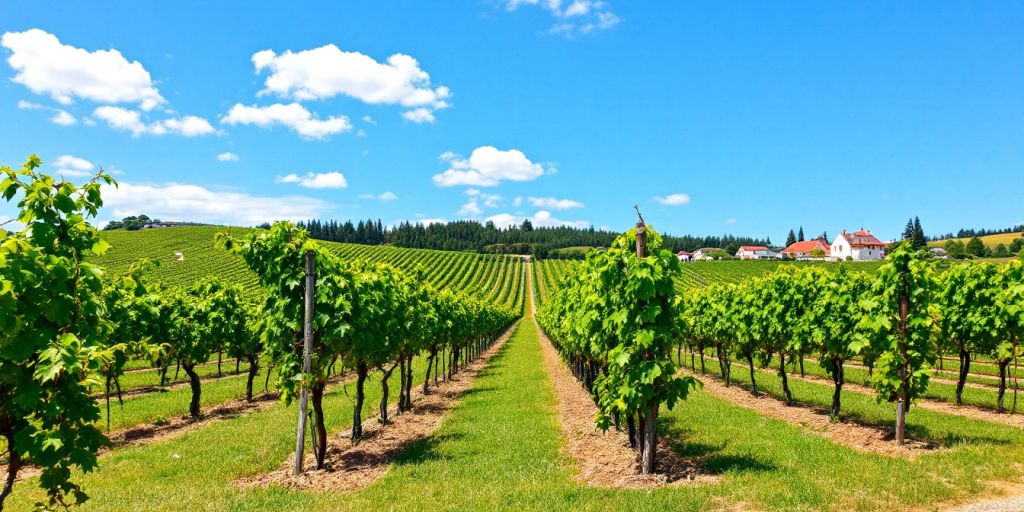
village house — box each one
[781,240,831,260]
[830,229,886,261]
[692,248,722,260]
[677,250,692,262]
[735,245,778,260]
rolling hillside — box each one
[93,226,526,311]
[928,231,1024,250]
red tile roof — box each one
[781,240,830,255]
[840,229,884,248]
[738,245,769,251]
[677,250,691,255]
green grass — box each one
[9,320,1024,511]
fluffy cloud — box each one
[221,103,351,139]
[459,188,502,217]
[504,0,620,36]
[53,154,94,177]
[401,107,435,124]
[17,100,76,126]
[216,152,239,162]
[527,196,583,210]
[433,146,549,187]
[359,191,398,201]
[100,182,331,226]
[486,210,589,229]
[275,171,348,189]
[93,106,216,137]
[50,110,76,125]
[725,218,737,224]
[2,29,164,110]
[652,193,691,206]
[251,44,450,106]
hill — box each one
[92,226,526,311]
[928,231,1024,250]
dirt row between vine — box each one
[238,320,519,493]
[534,319,719,488]
[681,352,1024,429]
[680,368,938,458]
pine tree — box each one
[912,216,926,248]
[785,229,797,247]
[797,226,805,242]
[902,218,915,242]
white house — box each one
[692,248,722,261]
[735,245,778,260]
[677,250,693,262]
[830,229,886,261]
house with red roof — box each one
[830,229,886,261]
[781,240,830,260]
[735,245,778,260]
[677,250,692,262]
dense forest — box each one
[287,218,771,257]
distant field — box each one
[93,226,526,311]
[928,231,1023,249]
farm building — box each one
[781,240,830,259]
[735,245,779,260]
[677,250,692,262]
[692,248,722,260]
[830,229,886,261]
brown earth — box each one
[237,321,518,493]
[534,319,719,488]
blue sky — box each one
[1,1,1021,244]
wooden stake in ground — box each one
[633,212,658,475]
[294,250,315,476]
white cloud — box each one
[359,191,398,201]
[527,196,583,210]
[401,107,435,124]
[504,0,620,36]
[361,115,376,124]
[101,182,331,226]
[486,210,589,229]
[725,218,737,224]
[53,154,94,177]
[221,103,351,139]
[275,171,348,189]
[50,109,76,125]
[92,106,216,137]
[17,99,77,126]
[250,44,451,121]
[217,152,239,162]
[433,146,549,187]
[513,196,523,207]
[459,199,483,216]
[252,45,450,105]
[459,188,502,217]
[652,193,691,206]
[2,29,164,110]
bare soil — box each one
[939,479,1024,512]
[237,321,518,493]
[535,319,719,488]
[683,368,937,458]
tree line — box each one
[281,218,771,257]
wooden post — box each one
[294,250,315,476]
[634,214,658,474]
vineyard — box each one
[94,226,526,312]
[3,161,1024,512]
